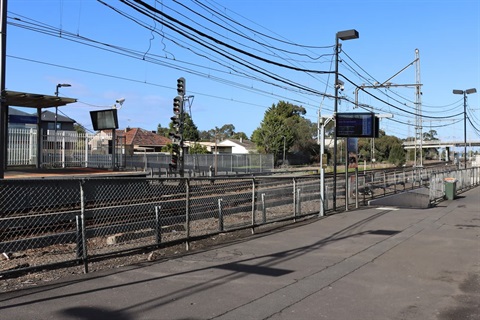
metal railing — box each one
[6,128,273,174]
[1,166,478,278]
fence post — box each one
[185,178,190,250]
[261,193,266,224]
[218,198,224,232]
[293,178,297,217]
[29,128,35,165]
[355,169,359,209]
[251,178,256,233]
[61,132,66,168]
[393,170,397,193]
[155,206,162,245]
[383,171,387,196]
[295,188,301,221]
[325,186,329,211]
[79,180,88,274]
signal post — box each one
[169,77,186,177]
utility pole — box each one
[0,0,8,179]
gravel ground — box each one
[0,224,282,293]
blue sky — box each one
[5,0,480,144]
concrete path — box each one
[1,187,479,320]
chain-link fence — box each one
[1,166,478,277]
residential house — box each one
[90,127,171,155]
[8,107,76,131]
[121,127,171,154]
[8,107,37,129]
[216,138,257,154]
[40,110,76,132]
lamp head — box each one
[465,88,477,95]
[336,29,359,41]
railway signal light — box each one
[173,96,183,115]
[170,144,180,171]
[177,77,186,96]
[170,95,184,145]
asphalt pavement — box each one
[0,187,479,320]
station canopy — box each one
[2,90,77,108]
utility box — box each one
[444,178,457,200]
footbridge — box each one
[403,140,480,149]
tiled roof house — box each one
[90,128,171,154]
[119,128,171,154]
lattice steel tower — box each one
[414,49,423,167]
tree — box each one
[181,113,200,142]
[231,132,248,141]
[198,130,212,141]
[422,129,439,160]
[189,143,209,154]
[388,144,406,167]
[166,113,200,142]
[217,124,235,138]
[199,124,249,143]
[251,101,308,164]
[157,123,169,137]
[374,133,404,164]
[423,129,438,141]
[74,124,86,134]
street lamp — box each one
[333,29,359,211]
[283,136,286,165]
[453,88,476,168]
[54,83,71,166]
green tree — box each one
[74,124,86,134]
[217,124,235,138]
[189,143,209,154]
[182,113,200,142]
[157,123,169,137]
[198,130,212,141]
[374,133,404,164]
[388,144,406,167]
[167,113,199,142]
[251,101,307,163]
[423,129,438,141]
[422,129,439,160]
[199,124,249,142]
[231,132,248,141]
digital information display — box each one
[336,112,377,138]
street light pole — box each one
[283,136,286,165]
[54,83,71,167]
[333,29,359,211]
[453,88,476,168]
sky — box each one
[5,0,480,146]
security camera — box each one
[116,98,125,105]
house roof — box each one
[8,107,31,116]
[41,110,76,123]
[118,128,171,147]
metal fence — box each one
[429,167,480,201]
[6,128,274,174]
[1,166,478,277]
